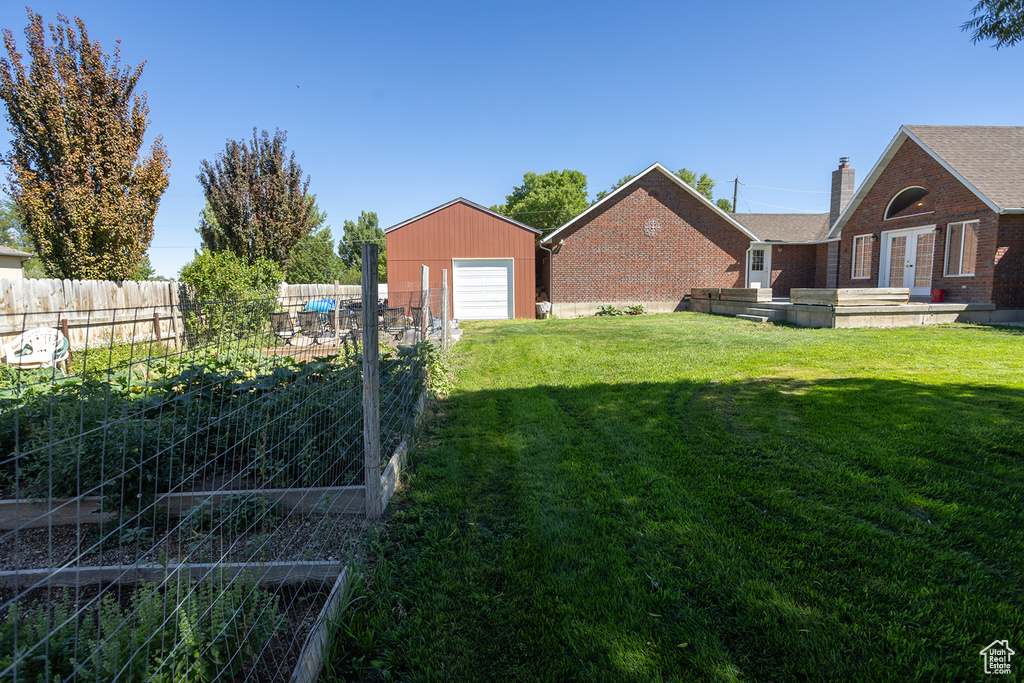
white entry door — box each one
[452,259,514,320]
[880,227,936,296]
[746,244,772,288]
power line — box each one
[739,183,828,194]
[736,197,827,213]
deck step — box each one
[735,314,770,323]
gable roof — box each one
[541,162,759,244]
[731,213,830,242]
[384,197,541,235]
[0,245,33,258]
[828,125,1024,238]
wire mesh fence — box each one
[0,280,433,680]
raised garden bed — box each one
[790,287,911,306]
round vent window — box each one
[642,219,661,237]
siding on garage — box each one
[385,199,538,319]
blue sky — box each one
[1,0,1021,278]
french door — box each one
[879,227,936,297]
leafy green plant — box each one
[150,576,285,682]
[0,578,285,682]
[178,250,283,347]
[624,304,646,315]
[0,592,86,682]
[594,305,623,316]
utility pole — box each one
[733,176,740,214]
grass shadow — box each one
[327,374,1024,681]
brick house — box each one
[539,162,852,317]
[827,125,1024,307]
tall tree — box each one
[338,210,386,281]
[0,196,22,249]
[492,170,589,238]
[0,195,43,277]
[963,0,1024,48]
[287,224,342,284]
[197,128,313,269]
[0,10,170,280]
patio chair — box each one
[3,327,70,371]
[296,311,330,345]
[269,312,298,345]
[381,307,406,341]
[410,307,423,330]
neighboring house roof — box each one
[0,245,33,258]
[731,213,830,243]
[829,125,1024,238]
[541,162,759,244]
[384,197,541,234]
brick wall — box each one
[994,214,1024,308]
[770,244,817,296]
[550,172,749,304]
[838,138,997,304]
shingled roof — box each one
[0,245,33,258]
[905,125,1024,211]
[731,213,830,242]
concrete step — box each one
[746,307,783,317]
[735,314,770,323]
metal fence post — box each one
[441,268,450,351]
[420,265,430,341]
[333,279,340,341]
[362,244,382,521]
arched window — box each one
[885,187,930,220]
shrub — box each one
[178,249,283,346]
[624,304,646,315]
[595,305,623,316]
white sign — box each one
[980,640,1015,675]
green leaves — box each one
[338,210,386,281]
[492,170,589,238]
[963,0,1024,48]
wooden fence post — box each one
[441,269,449,351]
[362,244,382,521]
[168,283,180,349]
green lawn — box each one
[325,314,1024,682]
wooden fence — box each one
[0,279,391,349]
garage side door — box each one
[452,259,513,320]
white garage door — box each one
[452,259,514,320]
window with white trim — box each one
[852,234,872,279]
[944,220,978,276]
[750,248,765,272]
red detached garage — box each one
[385,198,540,320]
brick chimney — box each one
[830,157,855,228]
